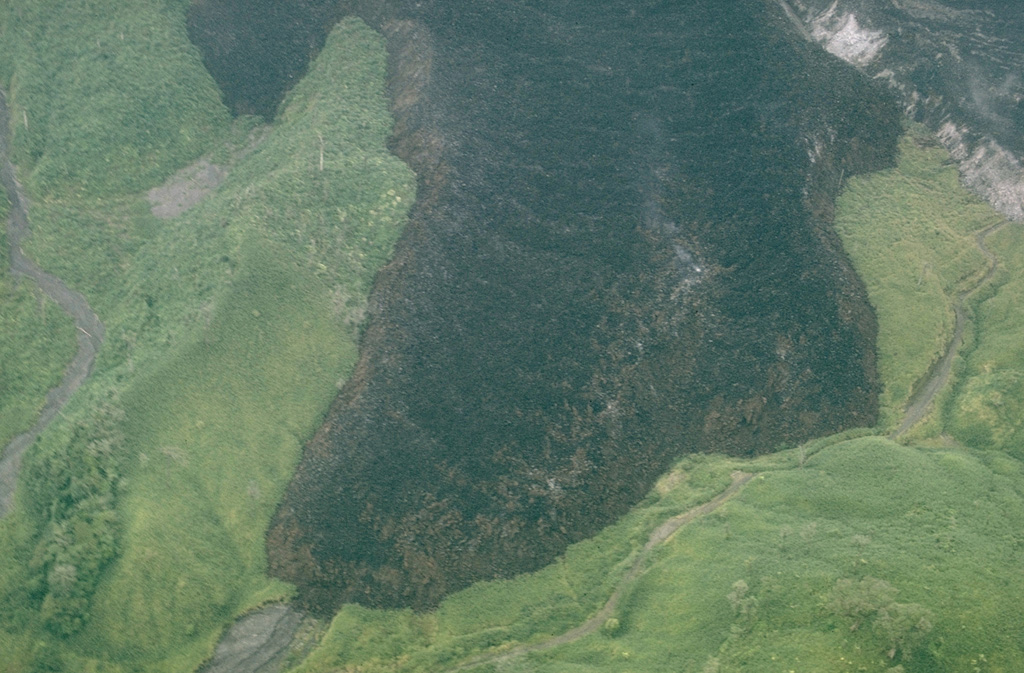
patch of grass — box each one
[78,19,407,670]
[18,195,160,321]
[832,125,1004,430]
[77,242,352,666]
[1,0,231,198]
[530,439,1024,673]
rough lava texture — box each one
[786,0,1024,220]
[187,0,344,118]
[189,0,900,613]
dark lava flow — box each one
[187,0,343,117]
[189,0,900,612]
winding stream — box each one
[0,88,105,517]
[891,221,1006,438]
[0,86,303,672]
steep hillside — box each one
[281,123,1024,673]
[0,6,413,670]
[4,1,1021,672]
[782,0,1024,220]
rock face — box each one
[783,0,1024,220]
[189,0,900,612]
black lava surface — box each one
[189,0,900,612]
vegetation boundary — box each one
[424,127,1014,673]
[447,471,755,672]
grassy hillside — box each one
[832,126,1003,432]
[0,184,77,447]
[282,126,1024,673]
[949,223,1024,458]
[0,5,413,671]
[0,0,232,199]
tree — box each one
[827,577,933,662]
[873,602,933,661]
[827,576,897,631]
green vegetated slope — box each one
[504,440,1023,673]
[286,128,1023,673]
[833,126,1002,432]
[949,223,1024,457]
[0,0,231,199]
[0,5,412,672]
[0,184,76,447]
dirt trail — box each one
[448,471,755,672]
[891,222,1006,438]
[0,89,105,517]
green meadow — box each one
[832,125,1004,432]
[0,1,1022,672]
[948,222,1024,459]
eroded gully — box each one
[891,221,1006,438]
[0,88,105,517]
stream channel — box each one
[0,88,105,517]
[0,84,306,673]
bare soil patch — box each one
[147,159,228,219]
